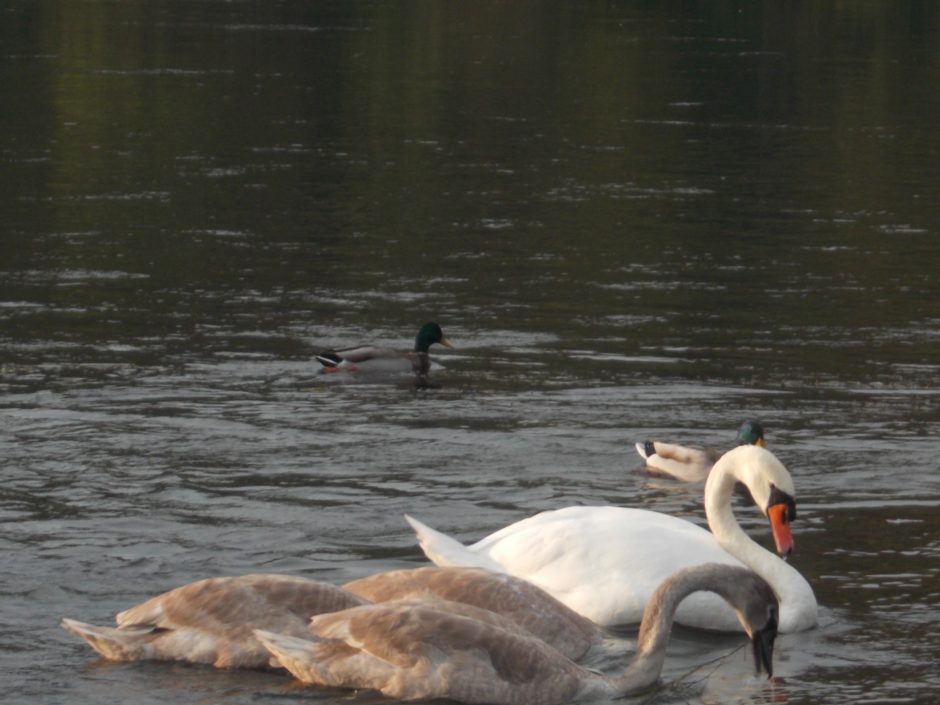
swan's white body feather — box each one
[408,445,817,633]
[409,507,742,630]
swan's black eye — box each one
[768,484,797,522]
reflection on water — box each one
[2,1,940,704]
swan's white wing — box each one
[470,506,745,630]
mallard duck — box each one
[634,420,766,483]
[316,322,454,380]
[254,563,778,705]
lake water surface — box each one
[2,2,939,704]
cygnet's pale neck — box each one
[604,564,755,696]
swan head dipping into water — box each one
[254,563,779,705]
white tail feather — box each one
[404,515,505,572]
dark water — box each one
[2,2,939,704]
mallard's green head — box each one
[414,322,454,353]
[737,420,766,447]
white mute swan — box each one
[254,563,779,705]
[343,566,599,660]
[635,420,765,482]
[61,566,599,668]
[407,444,817,633]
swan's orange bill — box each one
[768,503,793,556]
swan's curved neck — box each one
[704,460,769,568]
[604,566,740,695]
[701,457,816,632]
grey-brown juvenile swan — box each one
[255,563,779,705]
[61,574,367,669]
[61,566,599,668]
[343,565,600,661]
